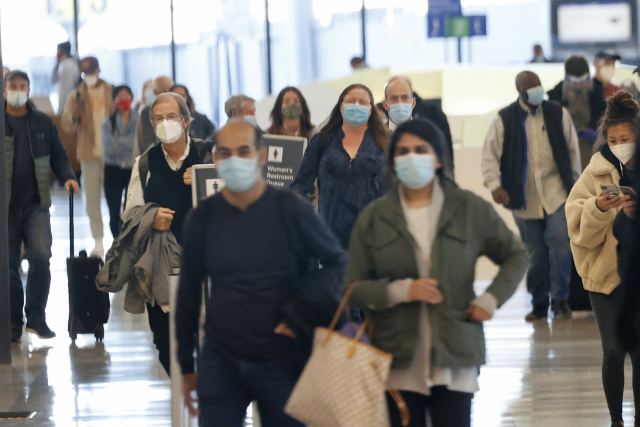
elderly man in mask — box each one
[133,75,174,158]
[119,92,211,375]
[548,55,607,171]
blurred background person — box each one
[548,55,607,171]
[483,71,580,321]
[350,56,370,72]
[530,44,551,63]
[267,86,315,140]
[171,84,216,141]
[3,66,10,79]
[566,91,640,427]
[134,75,174,158]
[50,41,79,116]
[290,83,388,251]
[61,56,114,257]
[224,94,257,125]
[594,50,622,99]
[135,79,154,112]
[101,84,138,239]
[382,76,453,168]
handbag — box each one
[285,283,410,427]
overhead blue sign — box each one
[428,0,462,38]
[468,15,487,37]
[428,14,447,38]
[428,0,462,15]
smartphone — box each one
[620,186,637,199]
[601,184,620,199]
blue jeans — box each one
[8,205,53,327]
[198,340,304,427]
[514,205,572,309]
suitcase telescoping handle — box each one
[69,187,74,258]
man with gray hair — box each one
[134,75,174,158]
[225,94,257,125]
[122,92,211,375]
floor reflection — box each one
[0,189,636,426]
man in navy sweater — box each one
[176,121,347,427]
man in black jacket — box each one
[176,121,347,427]
[5,70,79,342]
[547,55,607,170]
[380,76,454,167]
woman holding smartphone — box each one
[566,91,639,427]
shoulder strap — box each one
[277,189,307,275]
[139,152,150,194]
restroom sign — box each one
[268,146,284,163]
[261,135,307,189]
[206,179,225,197]
[191,164,223,207]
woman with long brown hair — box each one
[290,83,389,250]
[267,86,315,140]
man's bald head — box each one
[515,71,541,93]
[217,120,260,150]
[154,76,174,95]
[385,78,413,100]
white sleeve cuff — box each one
[471,293,499,317]
[386,279,413,307]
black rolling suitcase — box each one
[67,189,110,343]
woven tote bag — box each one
[285,284,409,427]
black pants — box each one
[591,287,640,424]
[104,164,131,238]
[386,387,473,427]
[146,302,171,376]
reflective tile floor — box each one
[0,189,635,426]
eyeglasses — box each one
[153,113,182,125]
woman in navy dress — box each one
[290,84,389,249]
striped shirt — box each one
[482,100,581,220]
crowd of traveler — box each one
[6,45,640,427]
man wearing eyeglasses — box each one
[122,92,211,375]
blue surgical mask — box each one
[343,103,370,127]
[243,115,257,125]
[389,103,413,124]
[216,156,259,193]
[395,153,436,189]
[526,86,545,106]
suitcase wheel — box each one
[94,324,105,342]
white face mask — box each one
[600,65,616,83]
[6,90,28,108]
[84,74,99,87]
[155,119,184,144]
[610,143,636,164]
[243,115,257,125]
